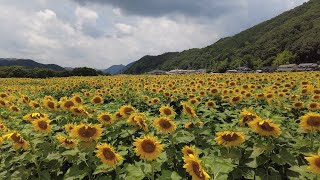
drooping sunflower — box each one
[43,99,57,111]
[159,105,176,117]
[181,102,197,118]
[9,105,19,112]
[96,143,123,166]
[119,105,136,118]
[4,132,29,150]
[32,118,52,134]
[154,117,176,134]
[215,131,245,147]
[182,145,198,158]
[248,118,281,137]
[71,124,103,142]
[114,111,124,120]
[65,123,75,133]
[183,155,210,180]
[56,134,77,149]
[184,121,203,129]
[23,112,49,122]
[97,112,114,125]
[305,153,320,175]
[133,135,164,161]
[239,108,258,126]
[29,101,40,108]
[127,113,148,130]
[300,112,320,131]
[91,95,104,105]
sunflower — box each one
[0,99,8,107]
[248,118,281,137]
[312,94,320,101]
[71,95,83,104]
[154,117,176,134]
[9,105,19,112]
[29,101,40,108]
[150,97,160,104]
[184,121,203,129]
[159,105,176,117]
[114,111,124,120]
[61,100,75,110]
[292,101,304,109]
[4,132,29,150]
[43,99,57,111]
[182,145,198,158]
[96,143,123,166]
[23,112,49,122]
[229,95,242,105]
[56,134,77,149]
[70,106,89,116]
[305,153,320,175]
[307,102,319,111]
[91,95,104,105]
[119,105,136,118]
[300,112,320,131]
[65,123,75,133]
[127,113,148,130]
[97,112,114,125]
[239,108,258,126]
[133,135,164,161]
[183,155,210,180]
[205,100,216,108]
[215,131,245,147]
[71,124,103,142]
[181,102,197,118]
[32,118,52,134]
[0,123,8,132]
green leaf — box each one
[173,130,195,143]
[157,170,181,180]
[125,164,145,180]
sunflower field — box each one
[0,72,320,180]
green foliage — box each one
[125,0,320,73]
[272,50,297,66]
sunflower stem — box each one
[309,132,314,150]
[151,161,155,180]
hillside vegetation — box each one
[125,0,320,74]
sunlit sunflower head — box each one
[114,111,124,120]
[300,112,320,131]
[0,99,8,107]
[43,99,57,111]
[71,94,83,104]
[91,95,104,105]
[183,154,210,180]
[182,145,198,158]
[133,135,164,161]
[4,132,29,150]
[0,123,8,132]
[305,153,320,175]
[96,143,123,167]
[240,108,258,126]
[64,123,75,134]
[70,106,89,116]
[181,102,197,118]
[215,131,245,147]
[29,101,40,108]
[292,101,304,109]
[127,113,148,130]
[154,117,177,134]
[97,112,114,125]
[119,105,136,118]
[312,94,320,101]
[307,102,319,111]
[56,134,77,149]
[71,124,103,142]
[159,105,176,117]
[23,112,49,122]
[205,100,216,108]
[32,118,52,134]
[248,118,281,137]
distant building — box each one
[226,70,238,73]
[297,63,318,71]
[277,64,298,72]
[147,70,167,75]
[236,66,252,73]
[261,66,277,73]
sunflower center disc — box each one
[11,133,24,144]
[142,141,156,153]
[64,101,74,108]
[94,98,101,103]
[160,120,172,129]
[307,116,320,126]
[192,163,202,178]
[102,115,111,121]
[185,107,192,114]
[38,121,48,129]
[103,148,116,160]
[259,122,274,131]
[78,127,97,138]
[222,134,239,141]
[48,102,55,109]
[163,109,172,115]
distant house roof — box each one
[147,70,167,74]
[278,64,298,68]
[298,63,318,67]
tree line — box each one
[0,66,109,78]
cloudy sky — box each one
[0,0,308,69]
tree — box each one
[272,50,296,66]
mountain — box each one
[104,62,136,74]
[0,58,65,71]
[125,0,320,74]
